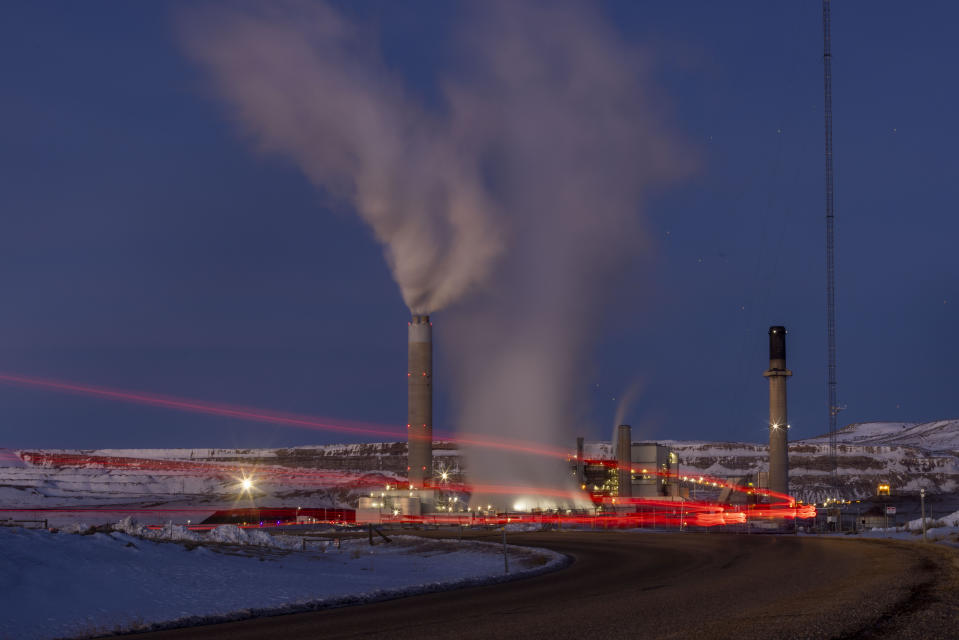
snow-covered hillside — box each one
[579,420,959,503]
[0,445,417,524]
[659,420,959,502]
[802,420,959,453]
[0,442,465,525]
[2,420,956,516]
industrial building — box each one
[571,322,795,510]
[573,425,685,504]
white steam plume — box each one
[441,3,691,508]
[179,2,502,314]
[612,377,648,444]
[181,1,691,507]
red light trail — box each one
[0,372,577,462]
[0,372,406,439]
[7,450,815,528]
[1,372,815,528]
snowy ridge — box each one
[580,421,959,502]
[801,420,959,453]
[3,423,959,511]
[0,444,454,523]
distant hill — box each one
[800,420,959,453]
[590,421,959,503]
[2,421,957,512]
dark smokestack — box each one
[616,424,632,499]
[408,314,432,488]
[769,325,787,362]
[763,326,792,497]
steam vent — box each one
[407,314,432,487]
[763,326,792,496]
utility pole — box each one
[823,0,840,494]
[921,488,927,542]
[503,523,509,574]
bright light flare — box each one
[236,474,257,495]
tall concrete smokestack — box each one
[616,424,632,499]
[408,314,432,488]
[763,326,792,496]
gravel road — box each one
[132,530,959,639]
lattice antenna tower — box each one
[823,0,840,488]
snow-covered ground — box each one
[865,508,959,543]
[809,508,959,546]
[0,525,565,640]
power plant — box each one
[575,436,680,503]
[571,325,795,513]
[358,318,802,524]
[764,326,791,496]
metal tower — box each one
[823,0,839,485]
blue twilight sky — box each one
[0,1,956,450]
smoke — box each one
[611,377,648,445]
[179,2,502,314]
[180,1,692,507]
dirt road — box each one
[133,531,959,639]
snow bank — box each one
[110,518,304,549]
[112,517,201,542]
[205,524,302,550]
[57,522,95,534]
[0,527,566,640]
[906,509,959,530]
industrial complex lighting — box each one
[237,475,255,495]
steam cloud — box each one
[180,2,502,314]
[182,1,691,506]
[613,378,648,443]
